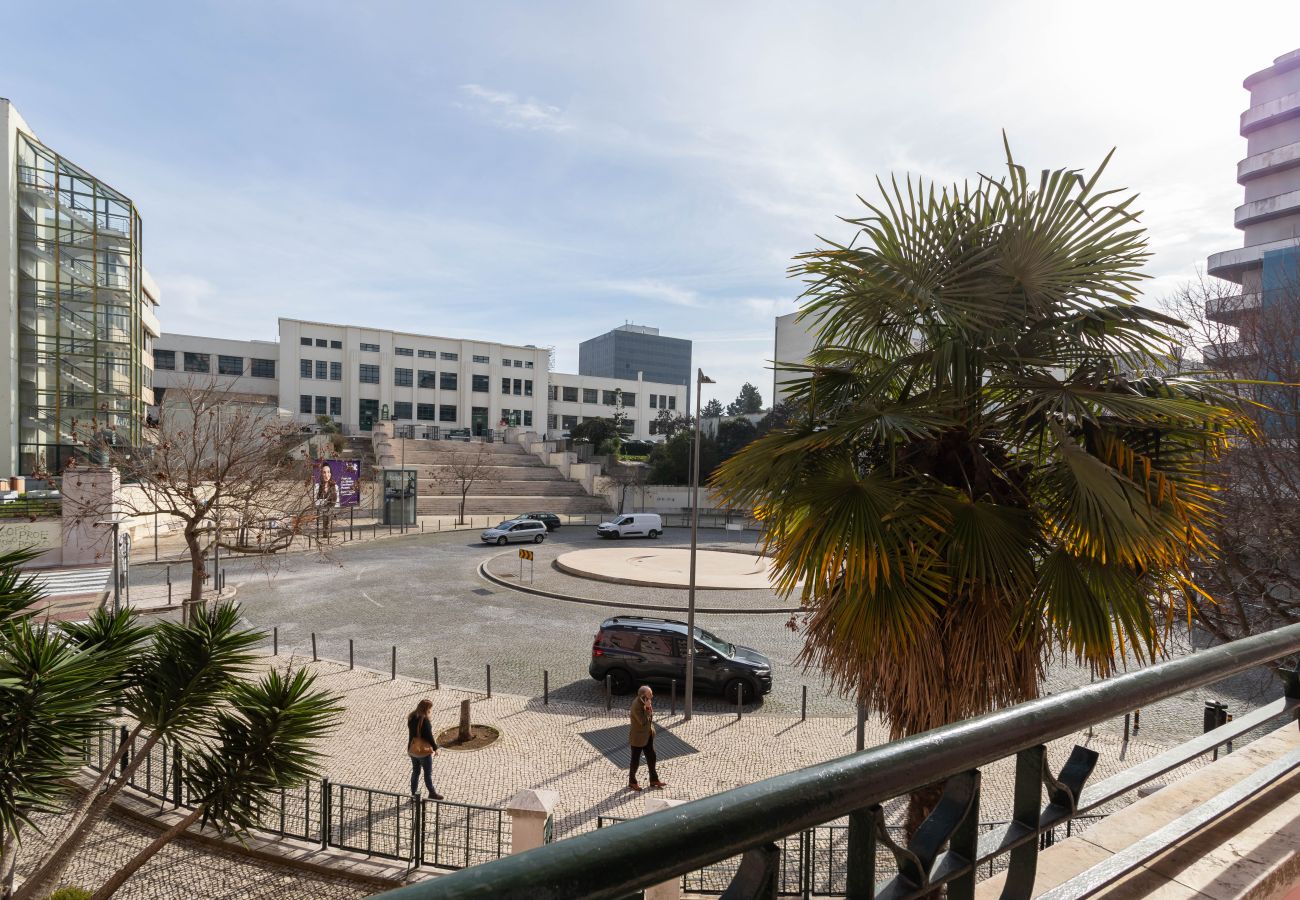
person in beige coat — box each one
[628,685,667,791]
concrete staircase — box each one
[393,438,611,517]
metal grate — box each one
[579,724,698,769]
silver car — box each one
[481,519,547,546]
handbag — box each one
[408,735,434,757]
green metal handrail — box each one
[371,622,1300,900]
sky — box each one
[3,1,1298,407]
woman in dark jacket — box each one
[407,699,444,800]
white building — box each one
[547,372,686,441]
[1,98,162,475]
[772,310,819,406]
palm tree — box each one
[712,144,1249,833]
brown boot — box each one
[628,780,642,791]
[650,779,668,789]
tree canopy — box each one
[725,384,764,416]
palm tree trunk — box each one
[15,730,162,900]
[87,805,203,900]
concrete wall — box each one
[773,311,819,406]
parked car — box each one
[481,518,548,546]
[589,615,773,703]
[521,512,562,531]
[595,513,662,539]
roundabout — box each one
[553,546,779,589]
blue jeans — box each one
[410,754,435,796]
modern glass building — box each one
[2,99,158,475]
[578,324,691,402]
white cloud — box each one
[596,279,702,308]
[457,83,571,132]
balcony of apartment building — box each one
[1201,338,1259,369]
[1205,291,1261,326]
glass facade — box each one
[577,328,691,389]
[16,133,145,473]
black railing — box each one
[371,623,1300,900]
[82,729,508,872]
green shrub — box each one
[47,888,93,900]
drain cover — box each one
[471,588,495,596]
[580,724,697,768]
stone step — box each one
[420,481,588,497]
[416,496,609,514]
[412,466,559,479]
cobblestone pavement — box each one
[14,802,369,900]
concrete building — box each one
[772,310,818,406]
[1,98,161,476]
[547,372,686,441]
[150,333,279,407]
[578,324,691,400]
[1207,48,1300,349]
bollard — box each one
[801,685,808,722]
[486,664,492,698]
[434,657,439,690]
[311,633,317,662]
[855,701,866,751]
[349,639,354,670]
[736,684,744,721]
[671,679,677,716]
[167,581,172,607]
[1123,712,1131,742]
[1227,713,1235,753]
[172,744,183,807]
[1133,708,1141,732]
[421,522,424,533]
[391,646,397,681]
[544,670,549,705]
[273,626,278,656]
[605,674,612,711]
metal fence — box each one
[83,727,509,872]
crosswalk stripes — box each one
[30,567,112,597]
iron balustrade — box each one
[370,622,1300,900]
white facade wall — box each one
[278,319,550,434]
[547,372,686,442]
[773,311,819,406]
[0,99,33,474]
[152,333,280,403]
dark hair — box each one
[408,699,433,722]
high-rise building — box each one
[773,311,818,406]
[578,324,691,399]
[1,98,161,475]
[1206,48,1300,365]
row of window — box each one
[500,409,534,427]
[549,414,637,432]
[501,358,534,369]
[501,378,534,397]
[299,337,345,349]
[648,394,675,409]
[550,386,645,407]
[299,395,344,416]
[387,402,459,422]
[303,337,525,368]
[300,359,344,381]
[154,350,276,378]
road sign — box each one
[518,549,534,561]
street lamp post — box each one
[684,368,715,720]
[95,519,124,615]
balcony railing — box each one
[372,623,1300,900]
[1201,339,1258,367]
[1205,292,1259,323]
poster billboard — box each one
[314,459,361,508]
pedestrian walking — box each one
[628,685,667,791]
[407,699,444,800]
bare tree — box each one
[434,443,500,525]
[606,461,648,513]
[1163,270,1300,645]
[65,381,318,622]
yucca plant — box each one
[712,142,1250,832]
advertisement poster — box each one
[314,459,361,508]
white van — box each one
[596,513,663,539]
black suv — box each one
[589,616,773,704]
[521,512,562,531]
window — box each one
[360,342,379,352]
[650,394,658,408]
[501,377,511,395]
[330,340,343,349]
[523,410,533,427]
[359,363,380,384]
[394,367,413,387]
[329,396,341,416]
[417,403,436,421]
[562,386,578,402]
[582,388,598,404]
[250,358,275,378]
[299,395,312,414]
[472,355,489,364]
[440,352,458,361]
[547,414,557,430]
[419,370,437,389]
[218,355,243,376]
[649,419,659,435]
[418,349,436,359]
[393,401,412,420]
[561,415,577,430]
[299,337,311,346]
[330,361,342,381]
[622,392,635,407]
[153,349,175,370]
[548,385,558,401]
[315,338,327,348]
[315,396,327,415]
[668,396,676,410]
[315,360,328,380]
[359,398,378,429]
[501,358,513,368]
[300,359,313,378]
[183,352,210,373]
[525,361,534,369]
[620,419,635,432]
[660,394,667,409]
[513,360,523,368]
[524,380,533,397]
[472,374,489,392]
[395,346,413,357]
[440,372,457,390]
[439,404,457,422]
[513,379,522,396]
[602,390,618,405]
